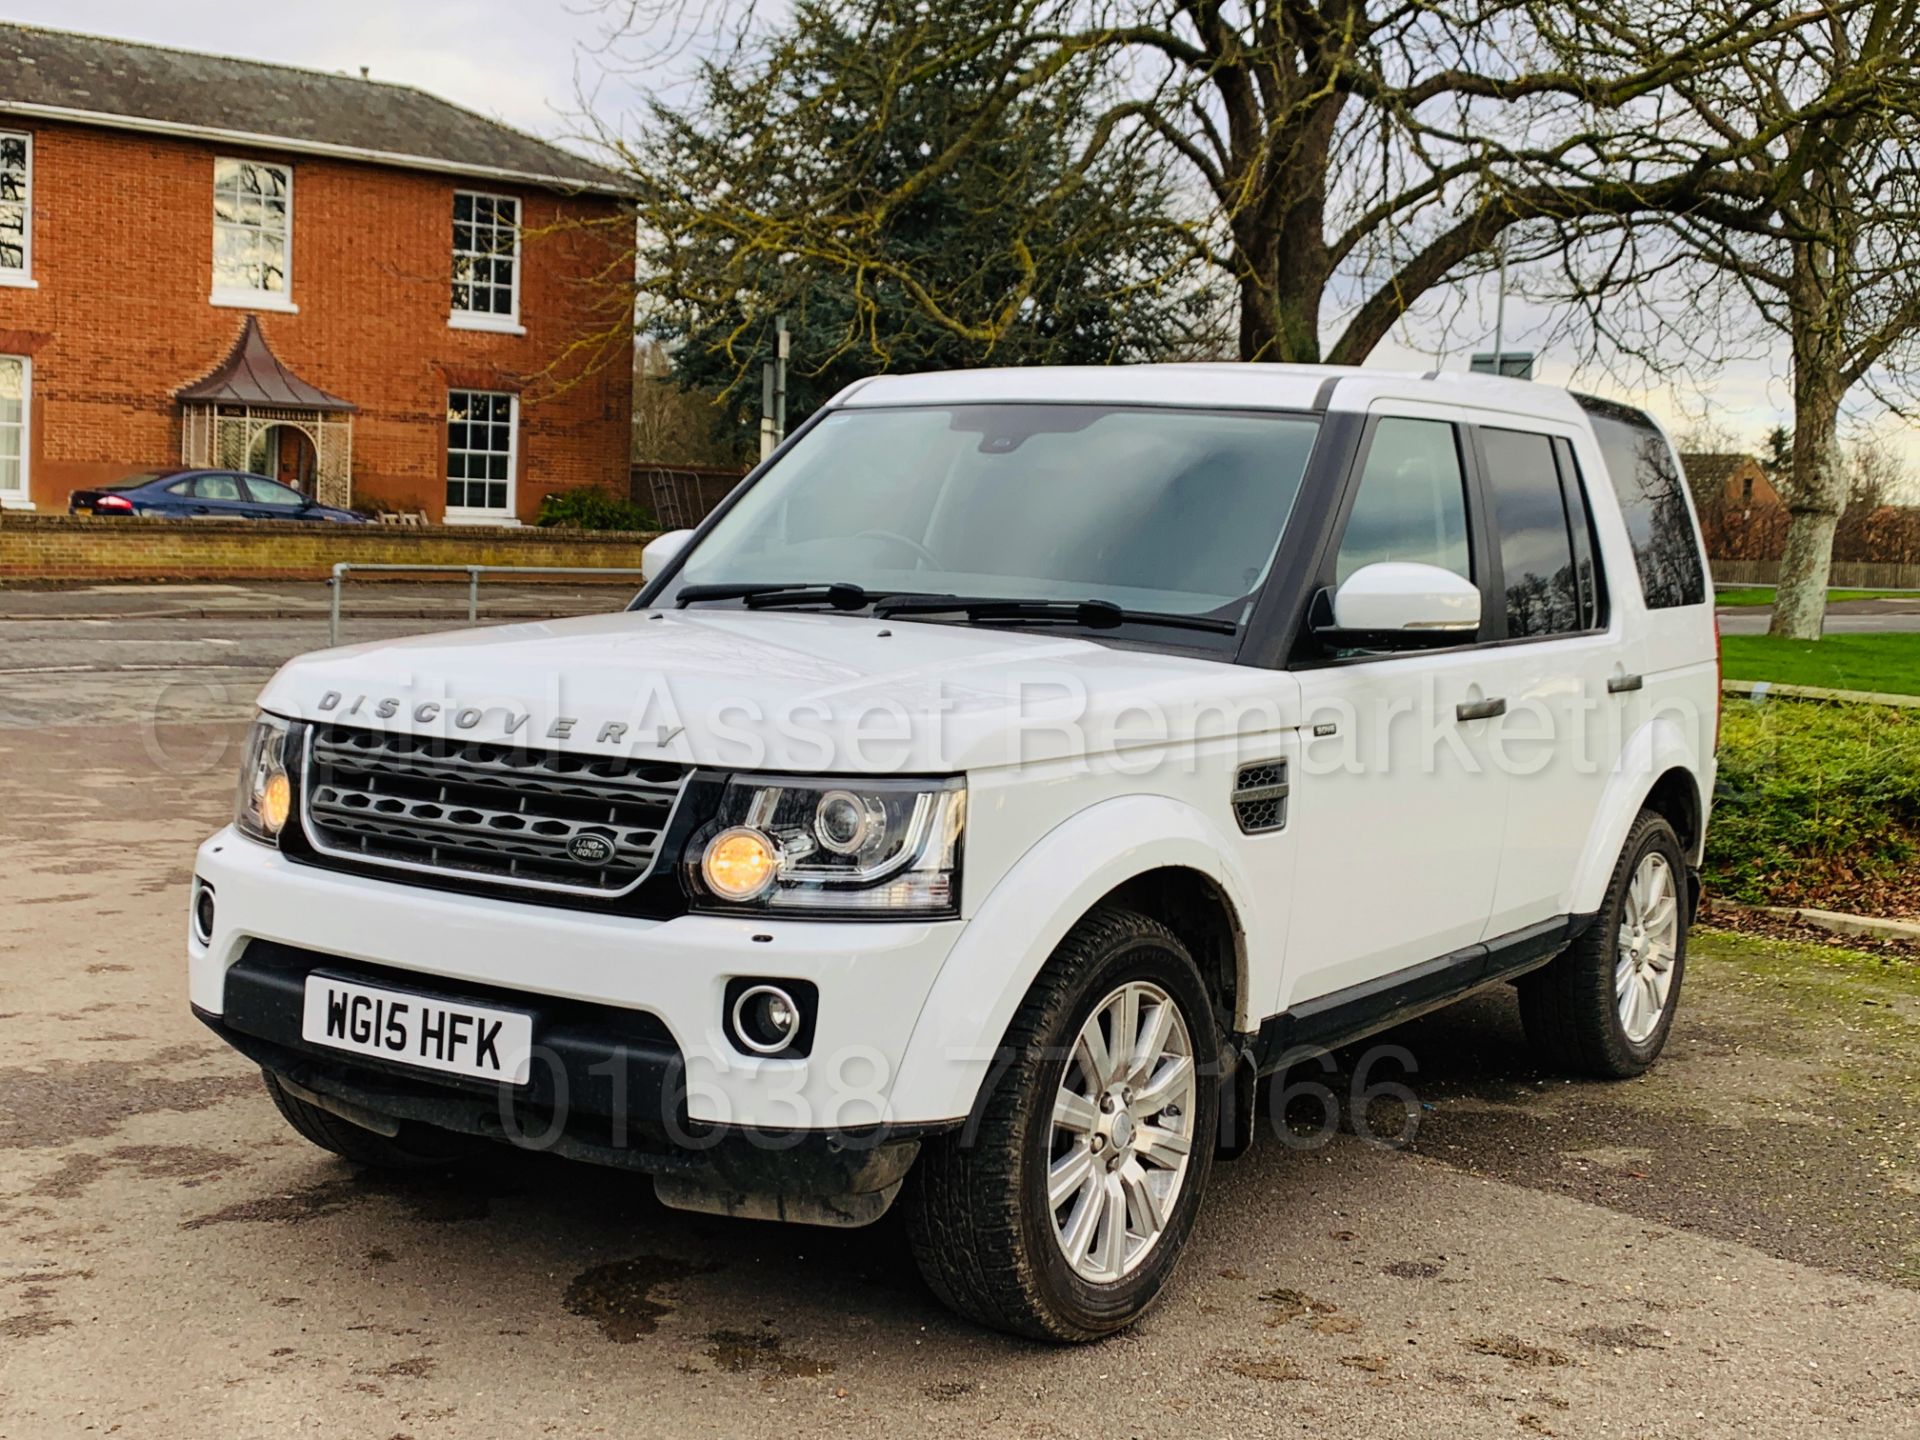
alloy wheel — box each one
[1615,852,1680,1044]
[1046,981,1198,1283]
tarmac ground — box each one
[2,589,1917,1438]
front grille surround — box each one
[299,724,692,898]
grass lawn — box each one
[1720,633,1920,696]
[1716,586,1914,607]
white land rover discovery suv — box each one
[191,365,1717,1340]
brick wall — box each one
[0,513,656,582]
[0,119,633,521]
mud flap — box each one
[1214,1039,1258,1160]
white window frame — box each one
[443,388,520,524]
[0,129,33,289]
[448,190,526,336]
[210,157,298,313]
[0,354,31,509]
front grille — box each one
[301,724,690,895]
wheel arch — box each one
[1101,867,1248,1046]
[1642,765,1704,862]
[1569,715,1709,915]
[886,795,1258,1125]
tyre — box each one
[1519,810,1689,1079]
[262,1070,477,1169]
[905,905,1220,1341]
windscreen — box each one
[678,404,1321,621]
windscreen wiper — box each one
[675,581,879,610]
[870,595,1239,635]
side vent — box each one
[1232,760,1289,834]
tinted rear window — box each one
[1585,411,1706,609]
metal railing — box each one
[327,563,648,646]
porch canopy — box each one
[177,316,358,507]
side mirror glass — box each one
[1316,562,1481,649]
[641,528,695,582]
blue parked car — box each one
[69,469,368,522]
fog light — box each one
[731,984,803,1055]
[192,881,216,945]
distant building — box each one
[0,24,633,523]
[1679,452,1782,512]
[1680,452,1787,563]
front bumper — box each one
[190,827,971,1133]
[194,982,927,1207]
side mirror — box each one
[641,528,694,582]
[1314,562,1481,649]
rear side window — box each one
[196,474,245,501]
[1335,418,1471,584]
[1584,410,1706,609]
[1479,427,1593,638]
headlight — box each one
[234,715,293,843]
[688,776,964,916]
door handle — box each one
[1456,697,1507,722]
[1607,673,1644,694]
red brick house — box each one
[1679,452,1787,562]
[0,24,633,524]
[1679,452,1782,513]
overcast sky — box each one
[14,0,1914,470]
[22,0,613,139]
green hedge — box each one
[536,488,656,532]
[1707,698,1920,904]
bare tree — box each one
[631,337,751,465]
[1533,0,1920,637]
[1748,3,1920,637]
[590,0,1855,373]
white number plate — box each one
[301,975,534,1085]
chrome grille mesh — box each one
[301,725,688,895]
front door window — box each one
[1334,417,1472,585]
[242,476,310,511]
